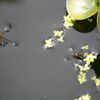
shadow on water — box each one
[65,10,97,33]
[73,15,97,33]
[91,53,100,78]
[0,0,23,4]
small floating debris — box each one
[75,93,91,100]
[12,42,18,47]
[83,52,89,57]
[0,23,18,47]
[44,37,55,49]
[73,44,98,85]
[91,76,100,86]
[0,32,18,47]
[43,29,65,49]
[68,47,74,52]
[53,30,64,43]
[57,35,64,43]
[53,30,63,38]
[74,52,97,84]
[81,44,89,50]
[3,23,12,33]
[74,63,90,72]
[63,15,75,28]
[87,18,93,22]
[83,53,97,66]
[72,52,84,61]
[77,71,87,84]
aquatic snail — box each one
[66,0,100,32]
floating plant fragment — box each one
[74,63,83,71]
[75,93,91,100]
[83,53,97,64]
[91,76,100,86]
[53,30,64,43]
[44,37,55,49]
[75,52,97,84]
[74,63,90,72]
[57,35,64,43]
[77,71,87,84]
[74,44,98,84]
[83,53,89,57]
[81,44,89,50]
[43,30,65,49]
[53,30,63,38]
[63,15,75,28]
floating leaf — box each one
[97,7,100,32]
[66,0,99,20]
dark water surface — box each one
[0,0,100,100]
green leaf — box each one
[97,8,100,32]
[66,0,99,20]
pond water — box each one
[0,0,100,100]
